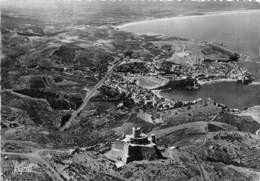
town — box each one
[1,1,260,181]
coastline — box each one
[116,9,260,29]
[199,79,260,86]
[250,81,260,85]
[198,79,237,86]
[115,8,260,110]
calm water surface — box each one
[120,10,260,109]
[161,82,260,109]
[120,10,260,58]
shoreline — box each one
[198,79,237,86]
[115,8,260,111]
[250,81,260,85]
[117,9,260,29]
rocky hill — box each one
[1,13,260,181]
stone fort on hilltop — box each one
[105,127,163,167]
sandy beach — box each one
[117,9,260,29]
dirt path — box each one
[60,58,122,131]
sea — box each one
[119,10,260,109]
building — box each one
[105,127,162,167]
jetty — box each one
[206,42,240,61]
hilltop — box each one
[1,7,260,181]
